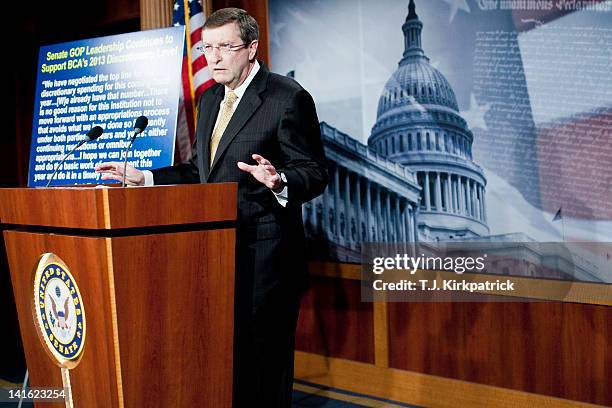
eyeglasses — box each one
[197,43,248,56]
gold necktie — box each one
[210,90,238,166]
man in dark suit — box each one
[96,7,327,408]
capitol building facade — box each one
[303,0,489,261]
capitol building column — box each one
[395,195,403,241]
[365,179,372,240]
[403,200,410,243]
[463,178,468,216]
[476,185,482,221]
[435,172,442,212]
[412,205,419,247]
[477,183,482,220]
[480,185,485,221]
[476,182,481,220]
[481,186,487,223]
[385,190,392,241]
[467,179,473,218]
[449,174,454,213]
[424,172,431,210]
[449,175,455,213]
[343,168,351,242]
[455,176,460,214]
[458,176,464,215]
[469,179,475,218]
[444,173,451,212]
[475,182,481,220]
[321,176,329,237]
[473,182,479,220]
[355,174,362,241]
[375,184,383,241]
[464,178,469,217]
[333,164,341,240]
[471,180,476,218]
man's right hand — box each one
[95,162,145,186]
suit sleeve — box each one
[277,89,329,204]
[151,138,200,184]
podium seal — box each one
[33,253,86,366]
[32,253,86,407]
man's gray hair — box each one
[203,7,259,44]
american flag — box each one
[173,0,215,162]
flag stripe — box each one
[189,13,205,32]
[193,67,212,87]
[182,0,197,116]
[191,56,208,77]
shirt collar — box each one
[224,60,260,100]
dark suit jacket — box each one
[152,63,328,305]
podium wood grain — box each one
[111,230,235,407]
[2,184,237,408]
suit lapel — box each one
[200,85,224,180]
[207,66,268,180]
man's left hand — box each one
[237,154,282,191]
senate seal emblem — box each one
[32,253,86,368]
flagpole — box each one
[553,207,564,241]
[562,214,566,241]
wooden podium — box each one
[0,184,237,407]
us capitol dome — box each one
[368,0,489,240]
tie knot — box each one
[225,91,238,107]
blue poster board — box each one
[28,26,185,186]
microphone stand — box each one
[121,116,147,187]
[121,134,138,188]
[45,141,85,188]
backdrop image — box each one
[269,0,612,282]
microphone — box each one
[45,126,104,187]
[122,116,148,187]
[132,115,148,139]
